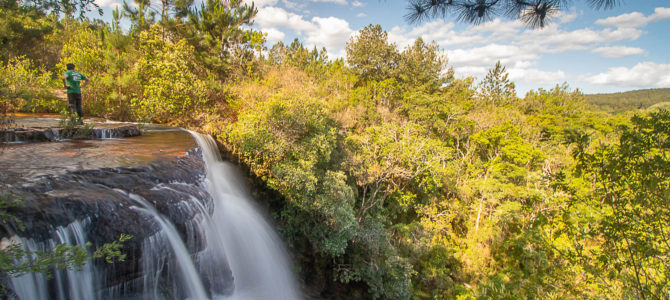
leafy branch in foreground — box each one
[405,0,621,28]
[0,194,131,280]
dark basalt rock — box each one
[0,148,232,296]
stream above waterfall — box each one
[0,116,301,300]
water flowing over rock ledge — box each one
[0,148,235,299]
[0,124,141,143]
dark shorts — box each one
[67,93,83,118]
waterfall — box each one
[127,192,209,300]
[7,220,98,300]
[3,129,300,299]
[189,131,301,300]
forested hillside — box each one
[585,88,670,113]
[2,0,669,298]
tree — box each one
[572,110,670,299]
[188,0,261,77]
[479,61,515,105]
[345,24,399,84]
[397,37,449,93]
[405,0,620,28]
[22,0,102,19]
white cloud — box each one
[592,46,645,58]
[255,6,352,58]
[650,7,670,22]
[584,62,670,87]
[356,12,367,17]
[306,16,353,56]
[244,0,279,8]
[595,7,670,28]
[447,44,539,69]
[255,6,316,32]
[352,0,364,7]
[508,68,566,84]
[558,9,579,24]
[96,0,122,8]
[262,28,286,44]
[310,0,348,4]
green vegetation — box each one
[1,0,668,298]
[0,194,130,291]
[585,88,670,113]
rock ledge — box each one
[1,124,141,143]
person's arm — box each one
[81,77,90,88]
[62,73,69,89]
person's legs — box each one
[67,93,77,116]
[73,93,83,119]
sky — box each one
[91,0,670,95]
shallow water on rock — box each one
[0,125,195,184]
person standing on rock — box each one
[62,63,90,121]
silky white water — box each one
[128,193,209,300]
[189,131,301,300]
[4,129,300,299]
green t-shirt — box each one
[64,70,87,94]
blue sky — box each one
[92,0,670,95]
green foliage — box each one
[0,57,62,113]
[0,193,131,284]
[345,24,400,84]
[573,110,670,298]
[585,88,670,113]
[345,121,453,220]
[478,61,515,105]
[6,12,668,299]
[226,92,357,256]
[131,25,208,123]
[188,0,262,77]
[397,38,449,94]
[0,0,56,63]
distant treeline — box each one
[585,88,670,113]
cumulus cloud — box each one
[263,27,286,44]
[306,16,353,51]
[256,6,316,32]
[592,46,645,58]
[384,8,658,87]
[507,68,566,84]
[356,12,366,17]
[584,62,670,87]
[595,7,670,28]
[255,6,352,57]
[447,44,539,69]
[352,0,364,7]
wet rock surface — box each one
[0,124,141,143]
[0,148,233,297]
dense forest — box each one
[585,88,670,113]
[1,0,669,298]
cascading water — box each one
[189,132,301,300]
[126,192,209,300]
[7,220,97,300]
[2,125,301,300]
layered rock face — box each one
[0,149,234,299]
